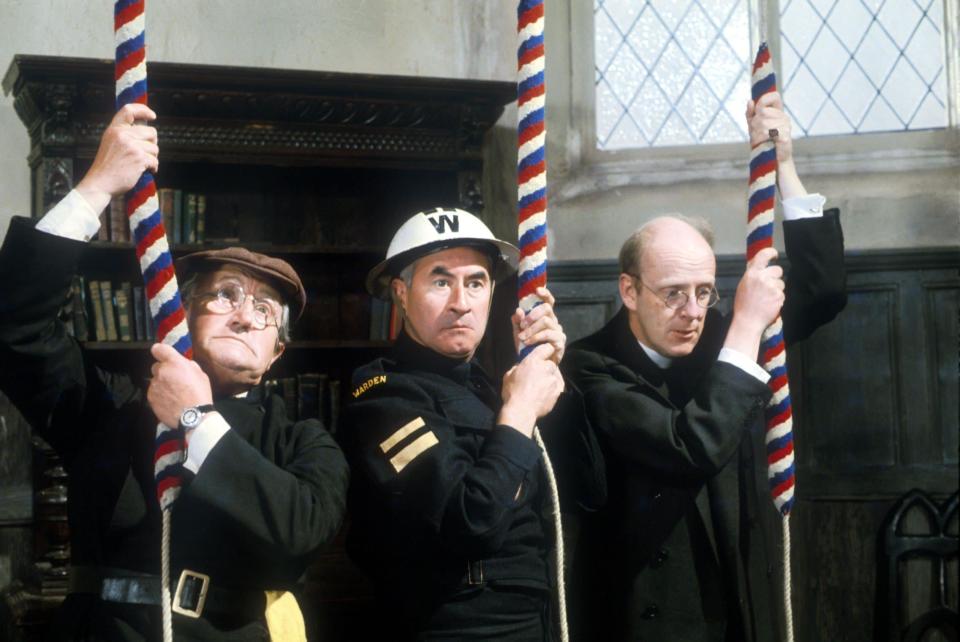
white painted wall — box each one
[0,0,517,239]
[1,0,957,254]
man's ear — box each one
[391,278,408,315]
[619,273,639,312]
[270,340,285,364]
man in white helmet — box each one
[339,207,604,641]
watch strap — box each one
[179,404,218,430]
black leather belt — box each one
[69,566,265,619]
[456,555,550,588]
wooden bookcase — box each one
[1,54,514,639]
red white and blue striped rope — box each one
[115,0,192,514]
[115,4,187,638]
[517,0,548,319]
[516,4,568,642]
[749,41,796,642]
[748,43,795,517]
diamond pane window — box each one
[781,0,948,135]
[595,0,753,149]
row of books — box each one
[63,277,156,342]
[97,189,207,245]
[369,299,401,341]
[264,373,342,433]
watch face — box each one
[181,407,202,429]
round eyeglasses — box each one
[629,276,720,310]
[197,284,282,331]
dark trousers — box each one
[383,583,552,642]
[47,593,270,642]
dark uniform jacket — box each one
[340,331,605,639]
[0,217,350,641]
[562,211,846,642]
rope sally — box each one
[115,2,191,639]
[517,0,548,321]
[516,2,569,641]
[748,42,796,642]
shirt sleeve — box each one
[717,347,771,384]
[35,189,103,242]
[782,193,826,221]
[184,411,231,473]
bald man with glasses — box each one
[561,96,847,642]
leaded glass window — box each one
[780,0,949,135]
[595,0,752,149]
[595,0,950,150]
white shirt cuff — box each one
[718,347,770,384]
[184,411,230,473]
[782,193,826,221]
[35,189,103,242]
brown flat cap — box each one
[176,247,307,321]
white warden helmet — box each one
[366,207,519,300]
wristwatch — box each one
[179,404,216,430]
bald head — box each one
[618,215,718,358]
[619,215,714,280]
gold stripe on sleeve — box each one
[379,416,426,453]
[389,431,439,473]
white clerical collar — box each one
[638,341,673,369]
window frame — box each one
[564,0,960,193]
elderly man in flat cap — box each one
[0,104,348,641]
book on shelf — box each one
[115,286,132,342]
[109,195,128,243]
[99,281,119,341]
[144,290,156,341]
[172,189,183,244]
[297,372,329,422]
[369,299,399,341]
[195,194,206,243]
[184,193,197,244]
[369,298,386,340]
[158,188,175,240]
[155,188,207,246]
[71,276,89,341]
[132,286,146,341]
[281,377,297,422]
[77,280,162,344]
[264,373,342,427]
[87,280,107,341]
[97,205,110,241]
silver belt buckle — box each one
[172,569,210,618]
